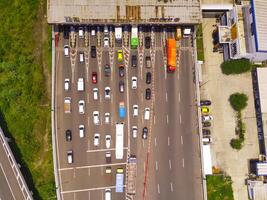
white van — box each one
[105,189,111,200]
[77,78,84,91]
[79,52,84,62]
[64,45,69,57]
[144,108,150,120]
[93,88,98,100]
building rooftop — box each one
[251,0,267,52]
[47,0,201,24]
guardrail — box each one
[0,128,33,200]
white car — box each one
[104,36,109,47]
[144,108,150,120]
[91,28,96,36]
[64,45,69,57]
[133,105,138,116]
[93,88,98,100]
[105,189,111,200]
[78,100,85,114]
[64,78,70,91]
[104,25,109,35]
[105,113,110,124]
[94,133,100,146]
[202,136,212,144]
[202,115,213,122]
[78,27,84,38]
[105,87,111,99]
[67,150,73,164]
[132,126,137,138]
[79,52,84,62]
[132,77,137,89]
[79,125,85,138]
[105,135,111,149]
[93,111,100,125]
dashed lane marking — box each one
[169,160,172,169]
[155,161,158,171]
[154,137,157,147]
[168,136,170,146]
[181,135,183,145]
[157,184,160,194]
[170,182,173,192]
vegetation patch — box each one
[229,93,248,112]
[196,25,205,61]
[221,58,252,75]
[0,0,54,199]
[207,175,234,200]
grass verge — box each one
[196,25,205,61]
[0,0,55,199]
[207,175,234,200]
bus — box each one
[115,123,124,159]
[167,39,177,72]
[131,26,138,49]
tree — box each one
[221,58,251,75]
[229,93,248,112]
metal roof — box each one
[251,0,267,52]
[257,68,267,113]
[47,0,201,24]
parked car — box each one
[91,46,96,58]
[105,87,111,99]
[79,125,85,138]
[78,100,85,114]
[79,52,84,62]
[104,36,109,47]
[93,111,100,125]
[91,28,96,36]
[142,127,148,139]
[93,88,98,100]
[132,77,137,89]
[146,72,151,84]
[145,56,151,68]
[104,25,109,35]
[119,81,124,93]
[104,64,111,77]
[132,126,137,138]
[202,129,211,136]
[64,45,70,57]
[92,72,97,84]
[145,36,151,49]
[119,65,124,77]
[202,121,211,127]
[105,135,111,149]
[117,50,123,62]
[202,136,212,144]
[145,88,151,100]
[133,105,138,116]
[78,27,84,38]
[94,133,100,146]
[202,115,213,122]
[200,100,211,106]
[67,150,73,164]
[64,78,70,91]
[65,130,72,141]
[105,113,110,124]
[201,106,210,114]
[131,55,137,67]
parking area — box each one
[200,18,259,200]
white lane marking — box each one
[88,191,90,200]
[168,136,170,146]
[61,185,118,194]
[157,184,160,194]
[88,168,90,176]
[165,68,167,79]
[155,161,158,171]
[59,162,127,171]
[166,92,168,102]
[179,114,182,124]
[88,116,90,127]
[178,92,181,102]
[74,192,76,200]
[86,147,128,153]
[87,139,90,151]
[154,115,156,125]
[170,182,173,192]
[0,164,16,200]
[182,158,185,168]
[154,137,157,147]
[73,168,76,178]
[169,160,172,169]
[181,135,183,145]
[166,115,169,124]
[87,93,90,103]
[101,167,103,176]
[142,139,145,147]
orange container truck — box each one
[167,39,176,72]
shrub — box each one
[230,138,242,150]
[221,58,251,75]
[229,93,248,112]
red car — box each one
[92,72,97,84]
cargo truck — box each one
[116,168,124,193]
[115,27,122,41]
[126,156,137,195]
[115,123,124,159]
[119,101,126,118]
[167,39,176,72]
[131,26,138,49]
[64,97,71,113]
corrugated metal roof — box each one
[251,0,267,52]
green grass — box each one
[196,25,205,61]
[221,58,252,75]
[0,0,55,199]
[207,175,234,200]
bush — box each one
[230,138,242,150]
[221,58,251,75]
[229,93,248,112]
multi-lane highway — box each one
[55,25,203,200]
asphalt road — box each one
[55,26,203,200]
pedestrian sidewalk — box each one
[200,18,259,200]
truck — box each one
[167,39,176,73]
[115,27,122,41]
[77,78,84,91]
[119,101,126,118]
[116,168,124,193]
[126,156,137,195]
[131,26,138,49]
[64,97,71,113]
[115,123,124,159]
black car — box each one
[91,46,96,58]
[131,55,137,67]
[104,64,111,77]
[200,100,211,106]
[119,66,124,77]
[65,130,72,141]
[142,127,148,139]
[202,129,211,136]
[145,36,151,49]
[63,26,69,39]
[146,72,151,84]
[145,88,151,100]
[202,121,211,127]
